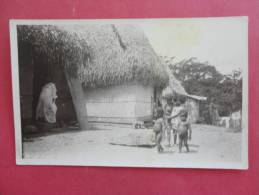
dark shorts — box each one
[178,131,188,140]
[166,119,172,129]
[155,132,163,143]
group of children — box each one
[153,99,192,153]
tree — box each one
[163,57,242,117]
[217,70,242,115]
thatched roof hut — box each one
[18,24,169,88]
[162,65,207,123]
[162,70,188,98]
[17,24,169,128]
[162,65,206,99]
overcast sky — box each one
[136,17,248,75]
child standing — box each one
[171,100,184,146]
[163,98,173,146]
[153,108,164,153]
[177,111,192,153]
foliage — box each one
[162,57,242,117]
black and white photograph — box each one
[10,17,248,169]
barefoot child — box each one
[170,100,184,145]
[153,108,164,153]
[163,98,173,146]
[177,111,192,153]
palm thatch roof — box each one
[162,65,188,98]
[17,24,169,88]
[162,65,206,101]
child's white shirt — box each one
[171,106,184,129]
[171,106,183,118]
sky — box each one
[136,17,248,75]
[17,17,247,75]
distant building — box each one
[229,110,242,130]
[162,66,207,123]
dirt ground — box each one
[22,124,243,168]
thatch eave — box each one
[17,24,169,88]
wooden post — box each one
[64,70,89,130]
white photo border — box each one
[9,17,249,169]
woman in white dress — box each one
[36,82,58,124]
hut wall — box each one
[18,42,34,125]
[218,111,242,130]
[54,69,77,123]
[135,84,154,121]
[84,83,153,124]
[185,98,200,123]
[229,110,242,130]
[19,52,34,123]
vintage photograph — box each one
[10,17,248,169]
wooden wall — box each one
[185,98,200,123]
[84,83,153,124]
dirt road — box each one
[22,124,243,168]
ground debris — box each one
[109,129,155,147]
